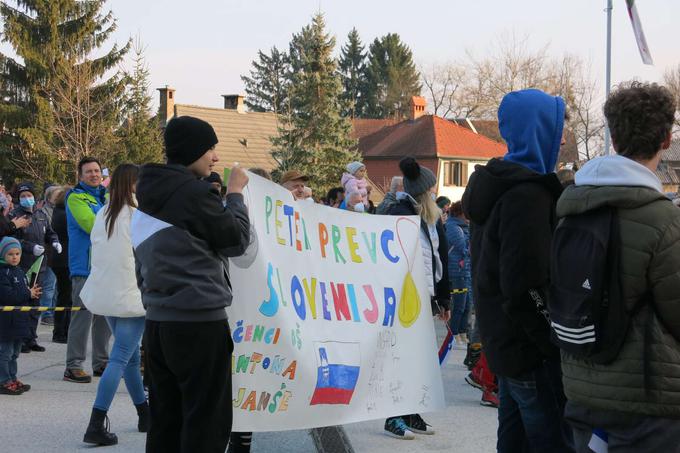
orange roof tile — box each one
[410,96,427,106]
[351,118,400,140]
[432,116,506,159]
[354,115,506,160]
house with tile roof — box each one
[658,139,680,193]
[157,87,280,175]
[353,97,507,202]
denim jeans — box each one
[39,267,57,320]
[497,359,574,453]
[450,277,472,335]
[0,339,23,384]
[93,316,146,411]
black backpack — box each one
[548,207,639,364]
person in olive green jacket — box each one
[557,82,680,451]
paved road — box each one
[0,323,496,452]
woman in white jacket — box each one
[80,164,147,446]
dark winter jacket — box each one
[463,158,563,378]
[386,197,450,313]
[558,155,680,419]
[0,215,18,239]
[445,216,471,283]
[9,205,59,280]
[376,192,398,215]
[132,164,250,322]
[50,203,69,270]
[0,264,34,342]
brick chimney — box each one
[157,86,176,127]
[409,96,427,121]
[222,94,245,113]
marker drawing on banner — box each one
[310,342,361,405]
[227,172,445,431]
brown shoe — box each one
[63,369,92,383]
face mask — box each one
[353,202,365,213]
[430,193,437,201]
[20,197,35,208]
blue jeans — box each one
[93,316,146,411]
[39,267,57,319]
[450,277,472,335]
[0,339,23,384]
[497,359,573,453]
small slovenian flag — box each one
[438,330,454,366]
[310,341,361,405]
[588,429,608,453]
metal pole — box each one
[604,0,613,155]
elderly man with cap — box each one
[279,170,309,200]
[132,116,250,453]
[9,182,61,352]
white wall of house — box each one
[436,158,488,202]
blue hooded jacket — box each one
[499,89,565,175]
[445,216,471,283]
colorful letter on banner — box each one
[227,173,445,431]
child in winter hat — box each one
[341,161,369,207]
[0,237,40,395]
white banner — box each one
[227,174,446,431]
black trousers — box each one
[144,319,233,453]
[52,267,72,340]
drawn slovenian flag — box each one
[310,341,361,405]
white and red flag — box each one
[625,0,653,65]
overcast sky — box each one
[7,0,679,110]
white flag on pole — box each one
[625,0,653,65]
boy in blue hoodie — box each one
[0,237,42,395]
[462,89,573,452]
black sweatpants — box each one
[52,267,72,340]
[145,319,233,453]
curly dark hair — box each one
[604,81,676,160]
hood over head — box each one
[499,89,565,175]
[462,158,562,225]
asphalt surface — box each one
[0,322,496,452]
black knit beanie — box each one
[399,157,437,197]
[164,116,218,166]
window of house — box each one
[443,161,468,187]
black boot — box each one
[83,408,118,446]
[464,344,482,370]
[135,401,150,433]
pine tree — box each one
[338,28,367,118]
[271,13,359,195]
[364,33,421,119]
[0,0,129,183]
[241,47,291,114]
[115,38,163,166]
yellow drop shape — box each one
[398,271,421,328]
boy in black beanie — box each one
[132,116,250,453]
